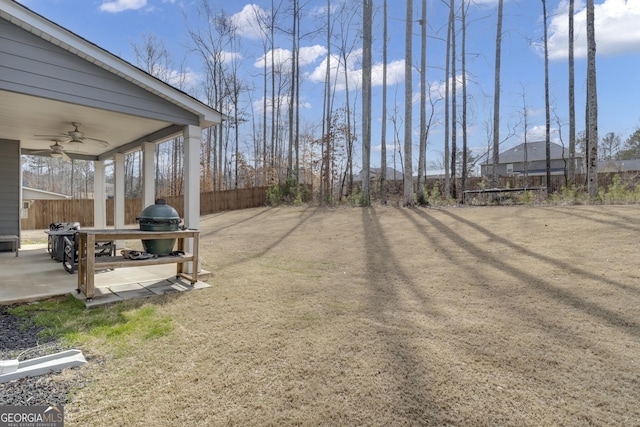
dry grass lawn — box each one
[65,205,640,426]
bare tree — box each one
[404,0,414,206]
[335,1,360,200]
[444,2,451,196]
[461,0,469,197]
[417,0,427,205]
[542,0,551,193]
[491,0,504,188]
[568,0,576,185]
[320,0,332,203]
[586,0,598,198]
[450,0,458,199]
[361,0,372,206]
[600,132,621,161]
[520,85,530,188]
[287,0,298,180]
[380,0,388,205]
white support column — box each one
[142,142,156,209]
[93,160,107,229]
[114,152,126,231]
[183,125,201,273]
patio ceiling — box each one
[2,90,179,161]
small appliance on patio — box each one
[47,222,80,262]
[137,199,182,256]
[62,234,115,274]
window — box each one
[507,163,514,174]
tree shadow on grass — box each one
[207,207,319,270]
[360,207,447,424]
[544,205,640,233]
[199,206,280,238]
[407,208,639,339]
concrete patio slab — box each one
[143,279,188,295]
[109,283,156,300]
[0,245,210,306]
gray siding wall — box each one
[481,159,571,178]
[0,18,199,125]
[0,140,20,251]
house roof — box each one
[0,0,222,128]
[23,186,70,200]
[497,141,578,163]
[480,140,585,166]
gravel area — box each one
[0,304,82,406]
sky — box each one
[14,0,640,173]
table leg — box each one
[77,234,86,296]
[86,234,95,300]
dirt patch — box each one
[64,205,640,426]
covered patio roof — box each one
[1,0,222,160]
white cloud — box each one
[99,0,146,13]
[307,49,405,92]
[255,45,327,72]
[523,125,561,143]
[546,0,640,59]
[149,64,201,88]
[220,51,243,64]
[429,74,467,100]
[229,4,269,40]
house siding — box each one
[0,18,199,125]
[0,140,20,251]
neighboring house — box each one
[21,187,71,221]
[598,159,640,173]
[480,141,585,178]
[22,187,71,202]
[0,1,222,252]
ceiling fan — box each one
[23,140,72,162]
[35,122,110,147]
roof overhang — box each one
[0,1,222,128]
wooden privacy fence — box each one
[21,187,270,230]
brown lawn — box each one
[65,205,640,426]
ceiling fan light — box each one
[50,152,63,158]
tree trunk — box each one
[381,0,388,205]
[403,0,414,206]
[417,0,427,205]
[288,0,297,180]
[444,5,451,196]
[586,0,598,197]
[450,0,457,200]
[543,0,551,194]
[362,0,372,206]
[568,0,576,185]
[461,0,469,198]
[492,0,504,188]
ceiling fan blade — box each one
[34,134,69,139]
[84,137,110,147]
[61,151,71,162]
[22,149,49,155]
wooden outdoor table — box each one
[76,229,199,300]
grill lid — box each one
[137,199,181,225]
